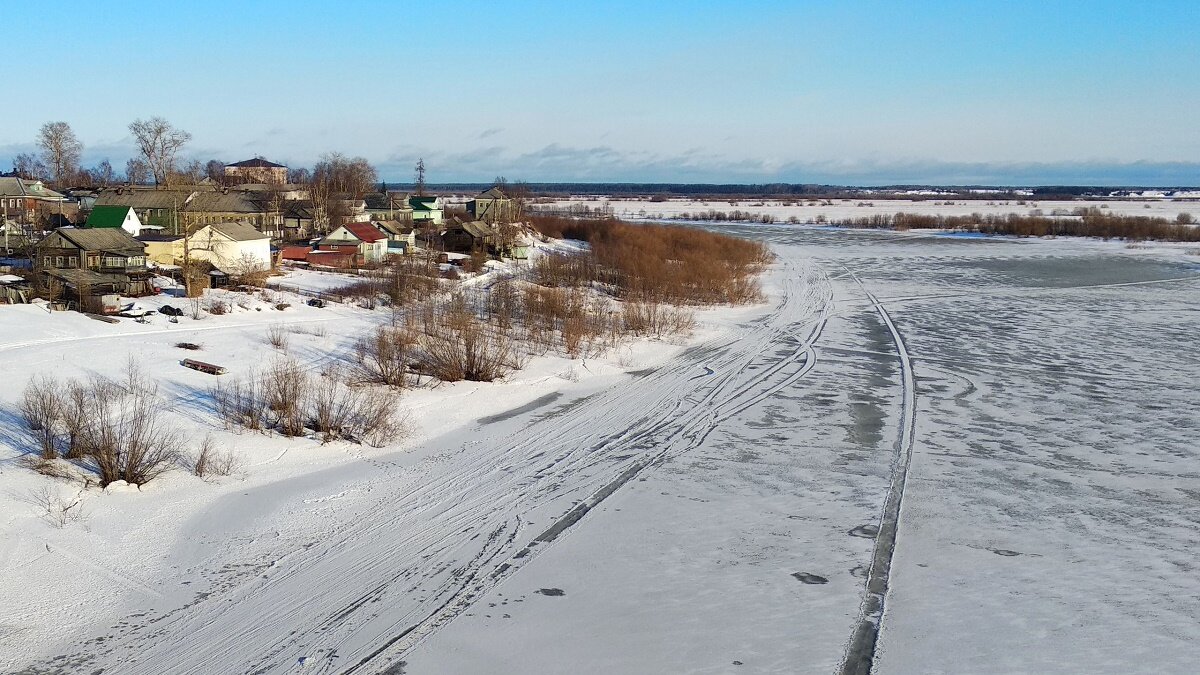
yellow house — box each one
[140,233,185,265]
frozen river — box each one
[12,227,1200,674]
[411,227,1200,674]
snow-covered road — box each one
[7,227,1200,674]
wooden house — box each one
[34,227,152,308]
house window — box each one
[43,256,51,267]
[68,258,78,268]
[55,256,64,267]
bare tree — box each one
[37,122,83,187]
[13,153,48,181]
[204,159,226,184]
[125,158,150,184]
[91,159,116,187]
[128,117,192,187]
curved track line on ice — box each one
[838,270,917,675]
[21,261,835,675]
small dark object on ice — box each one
[307,298,326,308]
[792,572,829,584]
[535,588,565,596]
[175,342,201,350]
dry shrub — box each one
[623,301,695,337]
[213,373,269,431]
[207,300,229,315]
[528,215,770,305]
[212,359,406,447]
[356,324,418,387]
[266,324,289,350]
[265,358,307,437]
[191,434,240,478]
[20,376,61,460]
[24,486,86,528]
[83,375,182,486]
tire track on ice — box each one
[838,269,917,675]
[21,260,835,675]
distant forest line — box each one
[393,183,1199,200]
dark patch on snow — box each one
[991,548,1021,557]
[477,392,563,425]
[536,588,565,597]
[792,572,829,584]
[848,524,878,538]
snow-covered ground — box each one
[536,196,1200,223]
[2,229,1199,674]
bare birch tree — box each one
[128,117,192,187]
[36,122,83,186]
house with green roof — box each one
[409,196,443,225]
[84,205,149,236]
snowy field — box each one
[537,196,1200,223]
[2,227,1199,674]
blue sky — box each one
[4,0,1198,185]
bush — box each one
[20,376,62,460]
[212,358,406,447]
[266,324,289,350]
[191,434,240,478]
[528,215,770,305]
[356,324,418,387]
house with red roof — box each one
[318,222,388,265]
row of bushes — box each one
[828,209,1200,241]
[528,215,771,305]
[19,366,208,486]
[212,359,404,445]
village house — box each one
[372,219,417,255]
[0,177,70,225]
[84,205,151,236]
[441,218,499,253]
[34,227,152,309]
[319,222,388,265]
[187,222,273,274]
[468,186,513,223]
[94,187,283,235]
[410,195,444,226]
[224,158,288,184]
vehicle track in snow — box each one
[838,269,917,675]
[19,260,834,675]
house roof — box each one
[85,205,134,229]
[226,158,286,169]
[187,192,266,213]
[409,196,438,210]
[344,222,388,242]
[44,268,130,288]
[95,188,267,213]
[208,222,270,241]
[476,187,508,199]
[49,227,146,255]
[0,177,65,200]
[373,220,413,236]
[462,220,499,238]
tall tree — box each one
[37,122,83,186]
[128,117,191,187]
[125,158,150,184]
[92,159,116,187]
[13,153,48,181]
[204,159,226,184]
